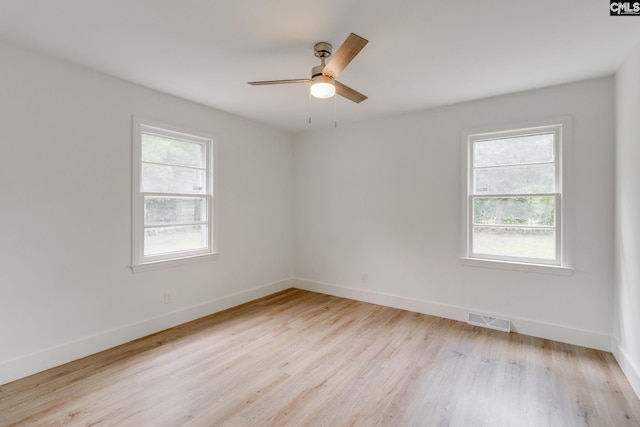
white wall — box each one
[614,43,640,398]
[294,77,615,350]
[0,41,294,385]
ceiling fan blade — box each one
[248,79,311,85]
[322,33,368,79]
[335,81,367,103]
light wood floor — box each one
[1,289,639,427]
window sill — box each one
[131,252,219,273]
[459,257,574,276]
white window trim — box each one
[459,117,574,275]
[131,117,219,273]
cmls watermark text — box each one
[610,1,640,15]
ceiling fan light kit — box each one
[310,66,335,99]
[248,33,368,104]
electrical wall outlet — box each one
[163,292,173,304]
[361,273,368,284]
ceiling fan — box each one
[248,33,368,103]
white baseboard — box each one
[293,278,611,352]
[613,337,640,400]
[0,279,292,386]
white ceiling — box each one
[1,1,639,133]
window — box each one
[461,119,572,274]
[132,118,217,271]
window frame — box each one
[460,117,573,275]
[131,117,218,272]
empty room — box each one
[1,1,640,426]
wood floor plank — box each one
[1,288,639,426]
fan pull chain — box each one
[334,93,338,128]
[308,85,312,125]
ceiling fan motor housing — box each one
[311,64,329,79]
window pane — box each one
[144,225,208,256]
[473,196,555,226]
[472,227,555,260]
[141,133,205,168]
[474,164,555,194]
[144,196,206,226]
[474,133,554,167]
[141,163,206,194]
